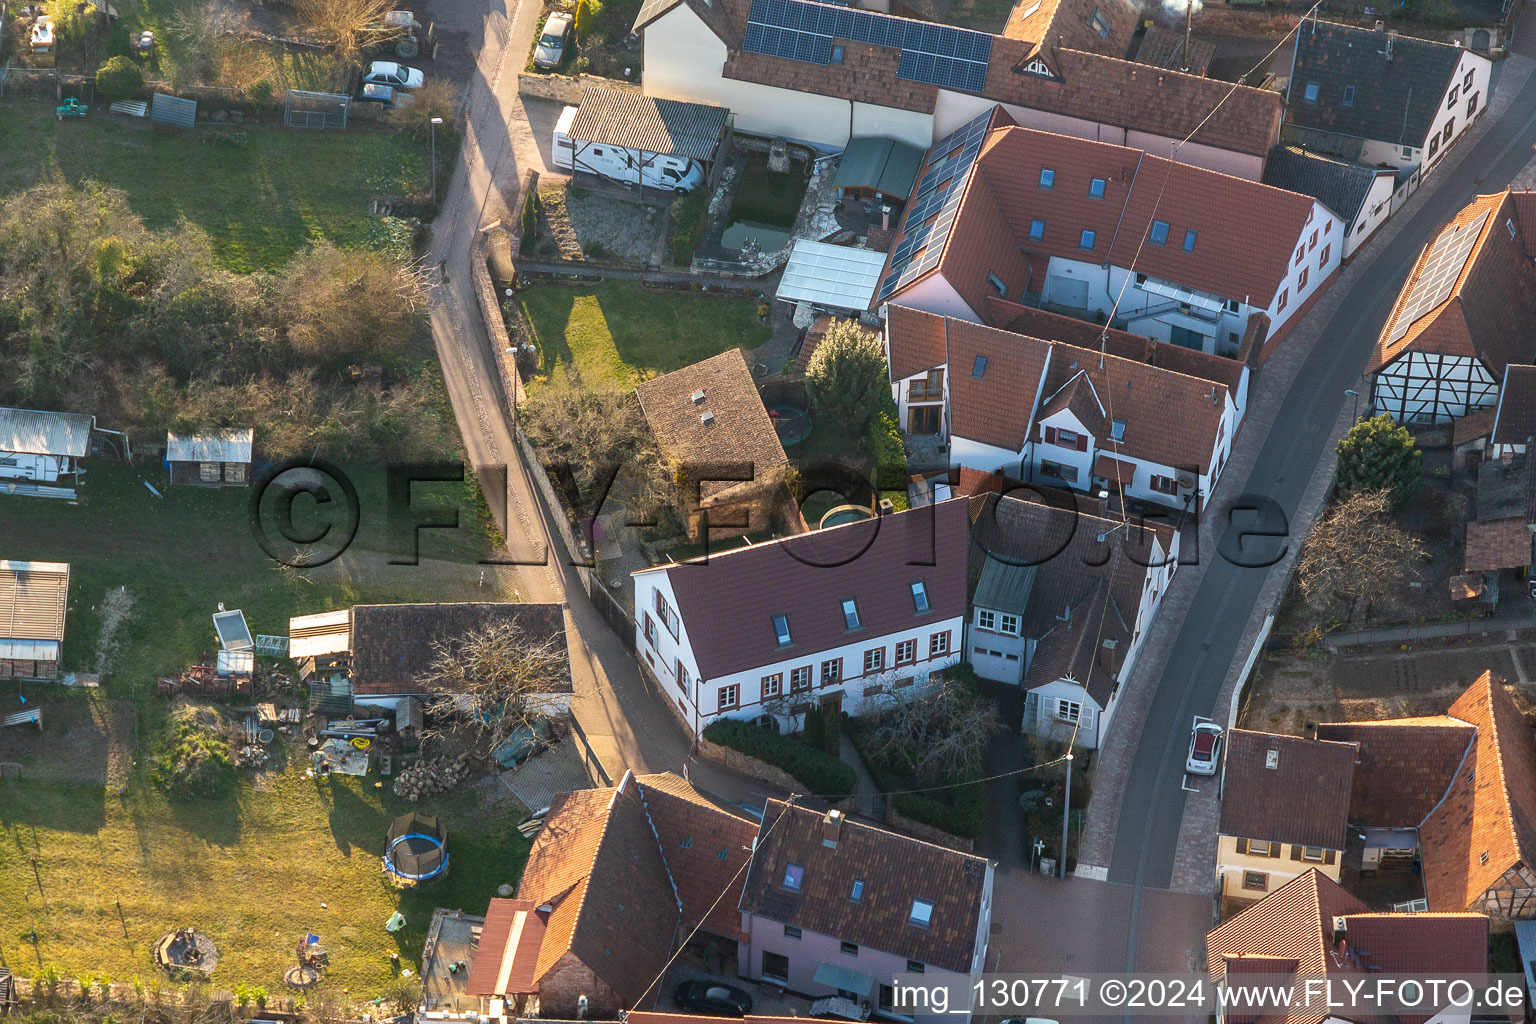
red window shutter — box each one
[1077,433,1088,451]
[1044,426,1058,445]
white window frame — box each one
[976,609,997,631]
[762,673,782,699]
[1054,697,1082,723]
[863,648,884,673]
[719,684,739,710]
[895,639,916,665]
[929,632,950,657]
[999,613,1020,635]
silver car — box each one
[363,60,424,90]
[533,12,573,69]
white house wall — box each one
[884,274,979,323]
[1262,200,1344,336]
[1373,351,1498,424]
[951,435,1023,475]
[1342,173,1397,259]
[1419,48,1491,178]
[931,91,1265,180]
[633,569,708,730]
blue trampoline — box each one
[384,812,449,884]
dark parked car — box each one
[673,980,754,1017]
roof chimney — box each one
[691,389,707,404]
[1332,916,1348,946]
[700,410,716,426]
[1099,638,1117,672]
[823,808,844,848]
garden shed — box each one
[833,136,923,203]
[166,427,253,487]
[0,560,70,681]
[0,406,95,498]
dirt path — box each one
[94,586,133,677]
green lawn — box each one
[0,104,429,272]
[0,688,530,997]
[1,462,495,688]
[517,281,773,390]
[727,153,809,228]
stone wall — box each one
[538,950,623,1017]
[516,72,640,105]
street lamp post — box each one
[1060,751,1074,879]
[430,116,444,206]
[1344,388,1360,423]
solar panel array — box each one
[743,0,992,92]
[876,109,993,302]
[1389,210,1491,344]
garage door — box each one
[1047,276,1089,312]
[970,645,1022,685]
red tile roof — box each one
[1370,190,1536,375]
[886,308,1230,470]
[1092,453,1135,483]
[1420,671,1536,912]
[1313,717,1474,827]
[636,499,971,680]
[466,899,548,996]
[635,773,759,943]
[1002,0,1137,63]
[1217,730,1357,849]
[1207,870,1489,1024]
[1492,363,1536,447]
[741,802,990,972]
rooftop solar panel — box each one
[1388,210,1490,344]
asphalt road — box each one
[1104,27,1536,962]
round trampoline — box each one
[384,811,449,885]
[767,404,813,447]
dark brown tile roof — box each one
[1314,717,1473,827]
[1370,190,1536,375]
[635,773,759,943]
[986,297,1247,392]
[885,308,1230,470]
[516,780,682,1008]
[466,899,548,996]
[1492,363,1536,446]
[1207,871,1488,1024]
[1218,730,1357,849]
[1133,24,1215,76]
[636,349,788,477]
[740,801,989,972]
[981,47,1282,160]
[637,499,971,680]
[349,603,570,696]
[1464,517,1532,572]
[1421,671,1536,912]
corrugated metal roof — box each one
[0,560,70,643]
[567,87,729,163]
[974,556,1037,613]
[0,638,59,660]
[0,407,94,457]
[288,608,353,659]
[167,427,253,463]
[775,240,887,311]
[150,93,197,129]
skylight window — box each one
[842,598,861,630]
[1029,218,1045,241]
[850,880,864,903]
[1303,80,1319,103]
[1080,229,1096,250]
[831,44,844,63]
[1110,419,1126,442]
[911,580,930,613]
[1342,84,1355,107]
[972,355,988,378]
[1149,220,1169,246]
[784,863,805,891]
[1090,7,1110,38]
[1183,230,1198,253]
[1089,177,1107,199]
[773,614,792,646]
[1038,168,1055,189]
[909,898,934,928]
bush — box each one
[151,705,237,799]
[704,719,855,800]
[247,79,274,104]
[95,56,144,103]
[869,401,908,511]
[894,782,986,840]
[574,0,597,38]
[669,191,708,266]
[806,320,889,434]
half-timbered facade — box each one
[1370,189,1536,425]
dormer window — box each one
[783,862,805,891]
[1110,419,1125,442]
[909,898,934,928]
[773,614,792,646]
[911,580,930,613]
[841,598,861,630]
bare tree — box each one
[1296,489,1425,625]
[290,0,401,70]
[415,619,572,758]
[863,674,1002,782]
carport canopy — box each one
[814,961,876,997]
[776,240,887,312]
[567,87,729,164]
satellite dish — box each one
[1176,473,1197,489]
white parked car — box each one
[533,12,573,69]
[363,60,424,90]
[1186,721,1223,776]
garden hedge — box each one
[669,192,708,266]
[704,718,855,800]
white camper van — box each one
[551,105,705,194]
